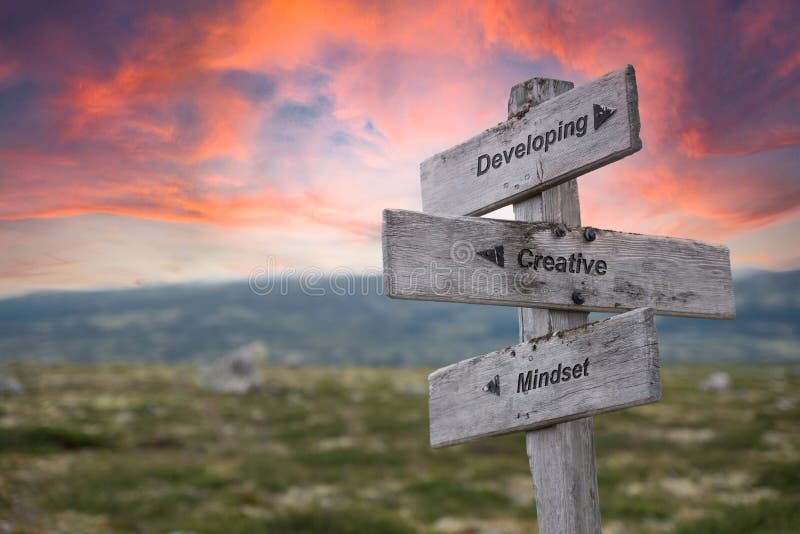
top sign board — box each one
[420,65,641,216]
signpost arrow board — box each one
[382,209,735,319]
[428,307,660,448]
[420,65,642,216]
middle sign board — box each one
[382,209,735,319]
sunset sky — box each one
[1,0,798,296]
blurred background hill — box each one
[1,270,797,366]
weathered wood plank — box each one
[420,65,641,216]
[428,307,660,448]
[510,78,601,534]
[527,418,599,533]
[382,209,735,319]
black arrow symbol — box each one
[476,245,504,267]
[482,375,500,396]
[593,104,616,130]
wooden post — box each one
[509,79,603,533]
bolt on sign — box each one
[382,209,735,319]
[420,65,641,216]
[380,64,735,534]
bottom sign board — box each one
[428,307,660,448]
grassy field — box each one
[0,362,798,533]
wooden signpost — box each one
[380,65,735,533]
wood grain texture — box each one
[508,78,575,118]
[527,418,599,533]
[420,65,641,217]
[428,307,661,448]
[511,78,600,534]
[382,209,735,319]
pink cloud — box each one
[0,0,798,294]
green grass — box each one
[261,507,418,534]
[676,497,800,534]
[0,362,797,533]
[0,425,115,452]
[403,477,514,521]
[756,460,800,492]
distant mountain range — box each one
[0,270,797,366]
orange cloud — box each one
[1,182,378,240]
[588,154,800,242]
[0,0,798,290]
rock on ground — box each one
[198,341,267,394]
[0,374,24,396]
[699,371,731,392]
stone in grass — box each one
[698,371,731,393]
[198,341,267,394]
[0,375,24,396]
